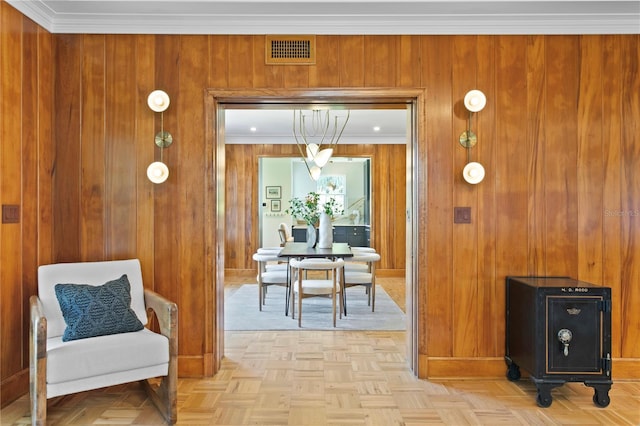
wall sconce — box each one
[146,90,173,184]
[459,89,486,184]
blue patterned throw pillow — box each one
[55,274,144,342]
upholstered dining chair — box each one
[253,251,289,311]
[344,252,381,311]
[30,259,177,425]
[278,222,294,246]
[289,258,344,327]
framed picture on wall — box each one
[271,200,281,212]
[265,186,281,199]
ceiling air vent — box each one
[266,35,316,65]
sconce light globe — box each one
[147,161,169,184]
[147,90,171,112]
[464,90,486,112]
[463,161,485,184]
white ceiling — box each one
[225,108,408,144]
[7,1,640,35]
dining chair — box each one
[289,258,344,327]
[252,252,289,311]
[344,252,381,311]
[278,222,294,246]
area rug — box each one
[225,284,406,331]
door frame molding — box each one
[205,87,425,375]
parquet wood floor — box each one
[3,275,638,425]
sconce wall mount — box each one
[146,90,173,184]
[458,89,486,185]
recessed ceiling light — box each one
[373,126,381,132]
[250,126,257,132]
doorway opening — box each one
[208,88,423,375]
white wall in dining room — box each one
[261,157,292,248]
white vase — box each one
[317,212,333,249]
[306,224,317,248]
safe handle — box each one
[557,328,573,356]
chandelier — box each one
[293,108,350,180]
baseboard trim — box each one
[1,368,29,408]
[419,356,640,380]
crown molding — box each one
[6,1,640,35]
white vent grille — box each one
[266,36,316,65]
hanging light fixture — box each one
[459,89,486,184]
[146,90,173,184]
[293,108,350,180]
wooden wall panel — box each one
[545,36,580,276]
[1,3,24,390]
[134,34,157,294]
[3,20,640,407]
[80,35,106,260]
[476,35,498,357]
[619,35,640,358]
[602,35,623,358]
[0,1,54,406]
[576,36,604,283]
[451,35,480,358]
[53,35,82,262]
[178,35,210,361]
[423,36,454,357]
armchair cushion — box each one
[46,328,169,393]
[54,274,144,342]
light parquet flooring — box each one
[3,274,639,425]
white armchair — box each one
[30,259,177,425]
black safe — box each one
[504,276,612,408]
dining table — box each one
[278,242,353,315]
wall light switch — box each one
[454,206,471,224]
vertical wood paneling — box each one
[228,35,254,88]
[133,35,156,293]
[545,36,580,276]
[526,35,546,275]
[397,36,421,88]
[451,36,479,357]
[602,35,623,358]
[423,36,454,357]
[20,16,39,366]
[0,3,54,406]
[153,35,181,318]
[178,35,210,359]
[105,35,137,258]
[1,3,24,384]
[476,35,498,357]
[495,35,528,280]
[339,36,365,87]
[364,36,396,87]
[208,35,229,88]
[620,35,640,358]
[80,35,106,260]
[577,36,604,283]
[53,35,82,262]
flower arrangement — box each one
[286,192,343,225]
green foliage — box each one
[286,192,343,225]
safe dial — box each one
[557,329,573,357]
